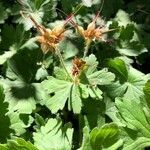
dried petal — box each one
[72,57,86,76]
[87,22,95,31]
[77,26,85,36]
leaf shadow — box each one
[0,86,13,143]
[82,98,106,130]
[10,84,36,100]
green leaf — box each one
[90,123,121,150]
[82,98,105,130]
[8,112,34,136]
[82,0,92,7]
[78,127,92,150]
[0,84,12,143]
[87,68,115,85]
[116,41,147,57]
[87,86,102,99]
[123,67,150,101]
[114,9,131,26]
[112,10,148,56]
[119,24,134,41]
[34,113,46,131]
[116,97,150,149]
[7,138,38,150]
[41,73,103,114]
[42,76,73,113]
[116,98,150,135]
[102,0,124,18]
[143,80,150,109]
[0,51,16,65]
[105,81,127,99]
[70,84,82,114]
[6,48,40,83]
[123,136,150,150]
[35,67,48,81]
[143,80,150,99]
[108,58,128,83]
[0,24,31,52]
[84,54,98,75]
[0,144,8,150]
[0,2,8,24]
[42,76,83,114]
[104,95,122,125]
[59,39,79,60]
[79,123,123,150]
[54,67,70,81]
[84,55,115,85]
[33,118,73,150]
[1,79,49,115]
[12,0,57,30]
[41,53,115,113]
[106,66,150,101]
[3,81,36,114]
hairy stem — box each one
[56,48,74,82]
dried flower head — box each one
[76,12,108,44]
[36,26,65,53]
[72,57,86,76]
[30,16,71,53]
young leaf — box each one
[90,123,122,150]
[79,123,123,150]
[108,58,128,83]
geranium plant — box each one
[0,0,150,149]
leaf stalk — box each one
[56,48,74,82]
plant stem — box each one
[83,42,90,58]
[102,28,120,34]
[78,114,83,147]
[56,48,74,82]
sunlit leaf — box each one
[33,118,73,150]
